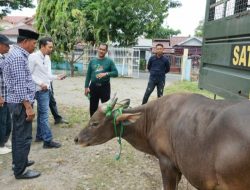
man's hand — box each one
[25,107,35,122]
[40,83,48,91]
[57,73,67,80]
[96,72,108,79]
[23,100,35,122]
[85,88,90,96]
[0,96,4,107]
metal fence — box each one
[82,46,140,78]
[209,0,250,21]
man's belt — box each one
[92,82,109,87]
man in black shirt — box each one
[142,43,170,104]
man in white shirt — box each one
[29,37,65,149]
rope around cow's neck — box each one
[105,104,124,160]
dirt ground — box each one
[0,76,196,190]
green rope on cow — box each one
[104,103,124,160]
[112,108,124,160]
[105,103,113,117]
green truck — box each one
[199,0,250,99]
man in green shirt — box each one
[84,43,118,116]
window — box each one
[208,0,250,21]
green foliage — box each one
[0,0,34,18]
[36,0,87,76]
[83,0,181,46]
[146,26,181,39]
[51,52,64,63]
[36,1,86,52]
[83,0,163,45]
[139,59,147,71]
[36,0,182,48]
[194,20,204,38]
[35,0,182,76]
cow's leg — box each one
[159,158,181,190]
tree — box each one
[146,26,181,39]
[0,0,34,18]
[35,0,181,76]
[36,0,87,77]
[83,0,182,46]
[194,20,204,38]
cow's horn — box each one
[101,97,118,113]
[108,93,118,111]
[110,97,118,110]
[114,99,130,110]
[111,92,117,101]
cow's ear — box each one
[116,113,141,126]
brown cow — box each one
[75,93,250,190]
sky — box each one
[10,0,207,37]
[165,0,207,36]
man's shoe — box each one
[35,138,43,142]
[54,119,69,125]
[27,160,35,167]
[15,170,41,179]
[0,146,12,155]
[43,141,61,149]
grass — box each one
[63,106,89,125]
[164,81,220,99]
[48,105,89,128]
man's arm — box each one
[46,56,65,80]
[0,70,4,106]
[11,56,34,102]
[84,60,92,88]
[23,100,35,121]
[147,57,152,71]
[107,59,118,77]
[165,57,170,73]
[84,60,92,96]
[28,55,44,86]
[0,59,4,99]
[0,96,4,106]
[0,70,3,99]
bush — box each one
[139,59,147,71]
[51,52,64,63]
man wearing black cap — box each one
[0,34,13,155]
[3,29,41,179]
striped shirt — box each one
[0,55,7,101]
[3,45,36,103]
